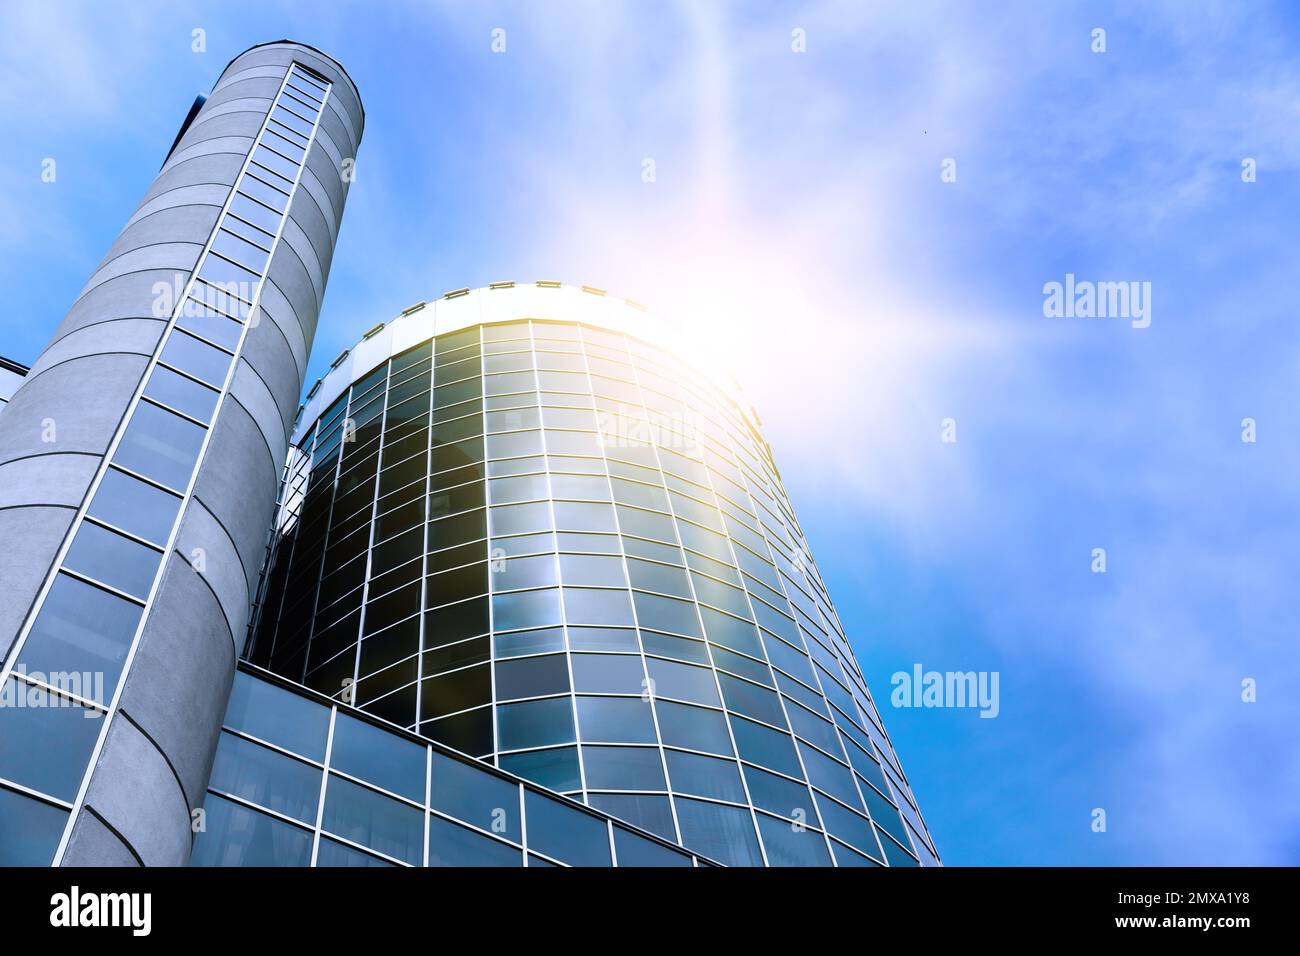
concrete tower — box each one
[0,41,362,866]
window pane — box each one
[582,746,666,791]
[0,787,68,866]
[552,501,617,533]
[499,746,581,793]
[223,672,329,761]
[113,400,206,491]
[730,715,801,777]
[239,173,288,211]
[253,144,299,182]
[493,654,570,701]
[570,653,645,695]
[429,750,520,841]
[626,558,691,597]
[632,591,702,637]
[229,192,282,233]
[211,228,270,273]
[718,673,785,725]
[489,501,551,536]
[654,700,732,755]
[523,789,611,866]
[665,750,746,803]
[562,587,634,626]
[316,837,397,867]
[612,825,692,867]
[17,573,142,695]
[427,814,522,866]
[496,698,575,751]
[419,664,490,720]
[575,696,657,744]
[189,279,251,321]
[674,796,763,867]
[198,252,261,292]
[744,764,816,821]
[494,627,565,658]
[0,679,102,800]
[421,706,493,757]
[589,794,676,843]
[87,468,181,545]
[176,306,243,350]
[558,554,626,588]
[190,793,312,866]
[330,712,426,802]
[321,775,423,865]
[491,588,561,631]
[63,522,161,598]
[568,626,639,652]
[160,330,233,387]
[757,811,832,867]
[490,553,556,592]
[647,658,719,707]
[207,731,321,823]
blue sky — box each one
[3,0,1297,865]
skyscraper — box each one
[242,283,940,868]
[0,41,937,868]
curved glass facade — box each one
[193,666,709,867]
[249,287,938,867]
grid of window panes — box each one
[250,318,939,868]
[0,64,332,867]
[192,668,706,867]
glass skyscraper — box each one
[0,40,937,868]
[242,283,939,868]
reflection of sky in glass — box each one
[4,1,1297,865]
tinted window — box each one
[499,746,580,793]
[427,814,522,867]
[613,826,692,867]
[144,364,221,421]
[665,750,746,803]
[575,696,657,744]
[582,745,666,791]
[570,653,645,694]
[674,796,763,868]
[523,789,611,866]
[316,837,396,867]
[190,794,312,866]
[160,330,233,386]
[0,787,68,866]
[0,679,102,800]
[493,654,570,700]
[321,775,423,865]
[207,732,321,823]
[17,573,142,693]
[330,712,426,801]
[113,401,206,491]
[223,672,329,761]
[496,697,575,751]
[429,750,520,840]
[756,811,833,867]
[62,522,162,598]
[87,468,182,545]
